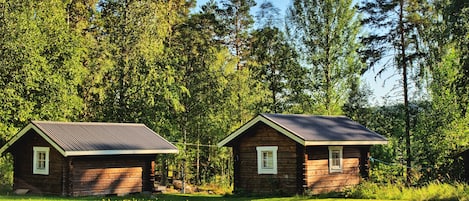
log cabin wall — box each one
[10,130,65,195]
[70,155,155,196]
[233,123,299,195]
[304,146,367,194]
[296,143,306,194]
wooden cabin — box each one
[0,121,178,196]
[218,114,388,195]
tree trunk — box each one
[399,0,412,185]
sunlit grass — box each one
[2,183,468,201]
[0,193,387,201]
[347,181,469,200]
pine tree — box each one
[359,0,429,184]
[249,2,309,113]
[170,9,238,185]
[212,0,258,124]
[217,0,256,71]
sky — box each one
[193,0,400,106]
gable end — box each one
[217,115,305,147]
[0,123,66,156]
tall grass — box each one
[346,181,469,200]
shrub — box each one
[346,181,469,200]
[0,155,13,194]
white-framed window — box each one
[33,146,50,175]
[256,146,278,174]
[328,146,343,173]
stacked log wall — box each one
[305,146,364,194]
[70,155,155,196]
[233,123,299,195]
[10,130,64,195]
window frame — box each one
[33,146,50,175]
[328,146,343,173]
[256,146,278,174]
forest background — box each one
[0,0,468,191]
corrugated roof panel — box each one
[31,121,177,153]
[261,113,387,142]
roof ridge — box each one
[261,113,348,118]
[31,121,145,126]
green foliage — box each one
[287,0,365,115]
[96,0,189,123]
[0,0,86,127]
[369,143,406,184]
[248,26,309,113]
[0,155,13,193]
[412,0,469,183]
[217,0,256,71]
[347,181,469,200]
[357,0,468,185]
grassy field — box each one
[0,193,382,201]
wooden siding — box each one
[10,130,65,195]
[305,146,368,194]
[233,123,299,195]
[70,155,155,196]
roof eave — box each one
[64,149,179,156]
[305,140,388,146]
[217,115,305,147]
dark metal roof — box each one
[261,113,387,142]
[0,121,178,156]
[218,113,387,147]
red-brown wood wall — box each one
[304,146,368,194]
[10,130,65,195]
[69,155,155,196]
[233,123,299,194]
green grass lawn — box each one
[2,182,467,201]
[0,193,383,201]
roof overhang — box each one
[64,149,179,157]
[0,123,179,157]
[217,115,388,147]
[305,140,388,146]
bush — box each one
[0,155,13,194]
[346,181,469,200]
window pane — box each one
[332,150,340,168]
[37,152,46,169]
[262,151,273,169]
